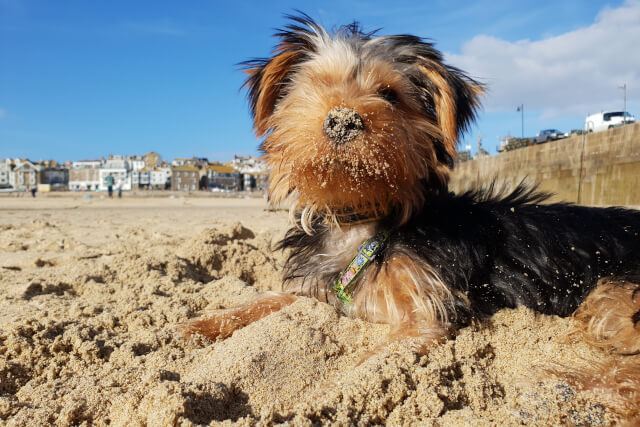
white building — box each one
[131,169,151,188]
[99,158,131,191]
[0,159,11,188]
[10,160,40,190]
[229,155,267,174]
[72,160,103,169]
[130,158,146,171]
[150,167,171,189]
[171,157,194,167]
[69,160,102,191]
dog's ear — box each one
[418,64,483,156]
[242,14,318,136]
[242,50,304,136]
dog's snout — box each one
[323,107,365,143]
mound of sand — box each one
[0,196,625,425]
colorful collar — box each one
[332,230,390,305]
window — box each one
[603,112,625,121]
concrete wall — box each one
[450,122,640,205]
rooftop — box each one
[172,166,199,171]
[207,165,236,173]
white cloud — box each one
[446,0,640,117]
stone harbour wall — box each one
[450,122,640,206]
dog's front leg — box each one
[181,291,298,340]
[352,255,456,354]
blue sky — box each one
[1,0,638,162]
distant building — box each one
[10,159,40,190]
[206,164,242,191]
[171,166,198,191]
[131,169,151,189]
[243,172,269,191]
[110,154,144,171]
[229,155,267,174]
[243,174,254,191]
[172,156,212,169]
[69,160,102,191]
[72,160,103,169]
[130,158,146,171]
[150,166,171,190]
[34,160,68,190]
[144,152,161,168]
[0,159,11,188]
[171,157,198,168]
[38,166,69,189]
[100,158,131,191]
[36,159,60,168]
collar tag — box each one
[332,230,390,305]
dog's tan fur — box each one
[254,34,466,226]
[183,16,640,421]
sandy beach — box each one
[0,193,624,425]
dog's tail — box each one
[575,278,640,356]
[564,278,640,423]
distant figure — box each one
[117,184,122,199]
[30,187,37,198]
[105,174,115,198]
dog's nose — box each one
[323,107,365,143]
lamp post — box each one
[516,104,524,138]
[578,120,594,205]
[618,83,627,125]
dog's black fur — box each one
[280,184,640,326]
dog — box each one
[183,13,640,417]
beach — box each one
[0,193,621,425]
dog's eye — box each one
[378,88,398,105]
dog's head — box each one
[243,13,482,225]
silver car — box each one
[533,129,566,144]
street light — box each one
[516,104,524,138]
[618,83,627,125]
[578,120,594,205]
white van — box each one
[585,111,635,133]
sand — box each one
[0,193,624,425]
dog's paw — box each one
[179,292,298,342]
[179,311,248,341]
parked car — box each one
[585,111,635,133]
[533,129,567,144]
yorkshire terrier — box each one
[183,14,640,417]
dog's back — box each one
[392,185,640,320]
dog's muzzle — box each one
[323,107,364,143]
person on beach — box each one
[105,174,114,198]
